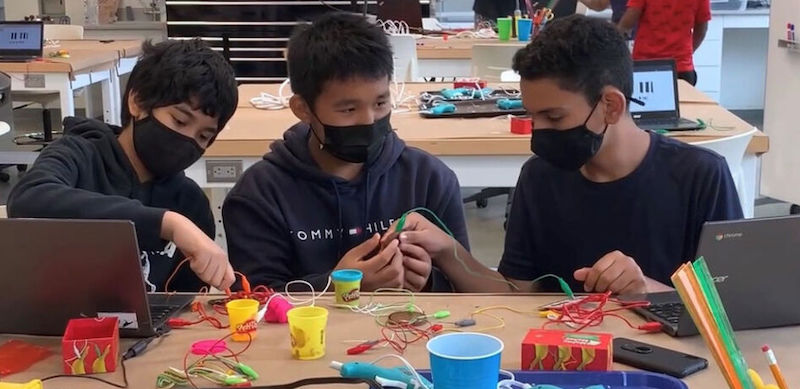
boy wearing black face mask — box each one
[222,13,468,292]
[392,15,742,295]
[8,39,238,292]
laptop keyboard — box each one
[150,304,177,325]
[645,302,685,325]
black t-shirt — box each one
[498,132,743,291]
[473,0,520,20]
[473,0,577,20]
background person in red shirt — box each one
[618,0,710,86]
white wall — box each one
[5,1,39,21]
[761,0,800,204]
[720,28,769,110]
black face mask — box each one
[132,115,204,178]
[531,100,608,171]
[310,113,392,163]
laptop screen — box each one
[630,59,680,120]
[0,22,43,58]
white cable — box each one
[455,27,497,39]
[250,79,292,110]
[496,84,522,98]
[497,369,534,389]
[284,276,332,307]
[378,19,410,35]
[369,354,430,389]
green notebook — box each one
[693,257,754,389]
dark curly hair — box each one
[286,12,394,109]
[512,14,633,105]
[121,39,238,131]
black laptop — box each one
[0,219,193,337]
[0,21,43,62]
[631,59,703,132]
[629,215,800,337]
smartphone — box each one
[613,338,708,378]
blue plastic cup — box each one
[517,19,532,41]
[427,332,504,389]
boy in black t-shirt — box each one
[393,15,742,295]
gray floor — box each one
[0,108,788,268]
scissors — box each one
[533,8,554,24]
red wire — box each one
[542,292,651,332]
[164,257,193,293]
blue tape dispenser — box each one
[429,103,456,115]
[440,88,469,99]
[497,98,523,110]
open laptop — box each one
[0,219,193,337]
[0,21,43,62]
[629,215,800,337]
[631,59,703,132]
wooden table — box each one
[1,39,141,127]
[226,82,766,158]
[0,40,142,166]
[2,294,798,388]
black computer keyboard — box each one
[150,304,178,325]
[644,302,685,325]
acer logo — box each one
[712,275,729,283]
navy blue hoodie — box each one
[8,117,213,292]
[222,123,468,291]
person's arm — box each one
[693,22,708,52]
[618,1,644,33]
[693,0,711,52]
[424,168,470,292]
[8,138,168,247]
[9,139,234,289]
[579,0,611,12]
[573,250,673,294]
[399,223,532,293]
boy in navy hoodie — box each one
[223,13,468,292]
[8,39,238,292]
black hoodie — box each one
[222,123,469,292]
[8,117,213,292]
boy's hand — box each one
[391,212,453,262]
[335,234,405,291]
[162,211,235,290]
[399,242,432,292]
[573,250,646,295]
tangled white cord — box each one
[378,19,411,35]
[283,276,332,307]
[455,27,498,39]
[369,354,430,389]
[250,79,292,110]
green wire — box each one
[531,274,575,299]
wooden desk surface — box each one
[0,40,142,75]
[415,37,527,60]
[213,83,766,158]
[2,294,798,388]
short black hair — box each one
[512,15,633,104]
[121,39,238,131]
[286,12,393,108]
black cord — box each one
[40,356,128,388]
[250,377,382,388]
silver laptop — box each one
[630,215,800,336]
[0,219,193,337]
[631,59,703,132]
[0,21,43,62]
